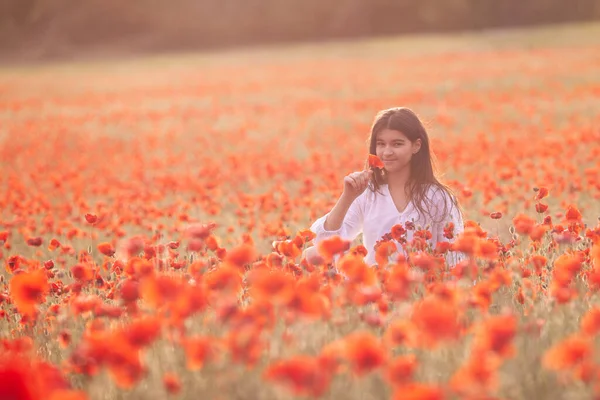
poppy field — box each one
[1,23,600,400]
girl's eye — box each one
[376,142,404,146]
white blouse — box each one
[310,184,465,267]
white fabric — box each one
[310,184,465,267]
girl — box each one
[304,107,464,267]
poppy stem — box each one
[89,226,94,259]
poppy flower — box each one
[443,223,455,239]
[70,264,94,281]
[410,295,460,347]
[565,205,582,222]
[273,240,302,258]
[343,332,387,376]
[121,236,145,258]
[140,274,182,307]
[248,269,294,304]
[512,214,535,235]
[97,242,115,257]
[181,336,216,370]
[384,354,418,387]
[119,279,140,304]
[338,253,377,286]
[368,154,385,169]
[225,326,263,367]
[543,334,592,371]
[160,373,181,395]
[473,314,517,357]
[263,355,331,397]
[580,307,600,336]
[390,224,407,241]
[48,238,61,251]
[122,316,162,349]
[9,269,49,317]
[375,241,398,267]
[184,222,216,240]
[450,350,500,395]
[489,212,502,219]
[317,236,351,261]
[534,186,549,200]
[26,237,43,247]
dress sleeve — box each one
[310,194,364,245]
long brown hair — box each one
[363,107,460,225]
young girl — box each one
[304,107,464,267]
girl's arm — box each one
[307,169,371,264]
[310,192,365,245]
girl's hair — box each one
[363,107,461,225]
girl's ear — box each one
[412,138,422,155]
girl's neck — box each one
[386,167,411,193]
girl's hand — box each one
[343,170,373,199]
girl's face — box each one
[375,128,421,173]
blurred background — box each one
[1,0,600,63]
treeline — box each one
[1,0,600,61]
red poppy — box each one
[26,237,43,247]
[543,334,592,371]
[84,214,98,224]
[317,236,351,261]
[249,269,295,304]
[385,354,417,387]
[181,336,217,370]
[97,242,115,257]
[122,316,162,349]
[9,269,49,317]
[580,307,600,336]
[512,214,535,235]
[391,224,407,241]
[534,186,549,200]
[565,205,582,222]
[263,355,331,397]
[410,295,460,347]
[535,202,548,213]
[473,314,517,357]
[368,154,385,169]
[48,238,61,251]
[162,373,181,395]
[343,332,387,376]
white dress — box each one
[310,184,465,267]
